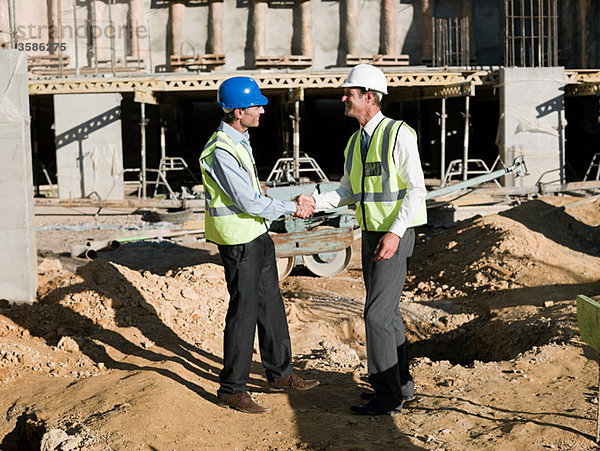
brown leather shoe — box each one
[217,392,270,414]
[269,373,320,391]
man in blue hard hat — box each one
[199,76,318,414]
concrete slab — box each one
[54,93,124,200]
[499,67,565,187]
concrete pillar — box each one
[293,0,312,56]
[342,0,358,56]
[0,50,37,304]
[54,93,125,200]
[498,67,565,187]
[251,0,267,57]
[93,0,111,61]
[47,0,58,54]
[129,0,144,60]
[170,1,185,56]
[207,0,223,54]
[420,0,434,63]
[0,1,10,48]
[381,0,395,55]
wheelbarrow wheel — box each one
[302,246,352,277]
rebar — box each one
[503,0,557,67]
[432,16,470,67]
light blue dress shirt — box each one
[201,121,296,221]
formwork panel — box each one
[0,50,37,304]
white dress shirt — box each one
[313,111,427,238]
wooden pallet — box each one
[345,54,410,66]
[28,54,70,73]
[255,55,312,69]
[170,54,225,71]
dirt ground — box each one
[1,194,600,450]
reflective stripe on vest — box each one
[199,130,268,245]
[345,117,427,231]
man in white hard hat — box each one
[299,64,427,415]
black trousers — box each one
[361,229,415,406]
[217,232,293,395]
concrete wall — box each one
[9,0,600,71]
[0,50,37,304]
[498,67,565,187]
[54,93,124,199]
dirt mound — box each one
[1,196,598,449]
[409,197,600,301]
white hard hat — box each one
[341,64,388,95]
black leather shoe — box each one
[360,391,417,404]
[350,397,402,416]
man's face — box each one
[341,88,367,118]
[238,105,265,129]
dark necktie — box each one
[360,129,369,160]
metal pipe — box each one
[427,157,527,200]
[57,0,64,77]
[160,120,166,161]
[293,100,300,180]
[520,0,525,65]
[140,102,147,199]
[463,93,470,181]
[108,0,116,75]
[73,0,80,76]
[146,16,153,72]
[207,0,223,54]
[48,0,57,54]
[440,97,447,184]
[552,0,557,66]
[90,0,99,76]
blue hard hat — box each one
[216,76,268,109]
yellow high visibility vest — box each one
[200,131,268,245]
[345,117,427,232]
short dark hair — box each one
[357,87,382,108]
[223,109,238,124]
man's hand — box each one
[374,232,400,262]
[293,194,315,219]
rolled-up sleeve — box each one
[201,148,296,221]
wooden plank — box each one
[270,227,355,258]
[577,294,600,352]
[35,197,205,210]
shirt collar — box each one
[218,121,250,146]
[361,111,385,137]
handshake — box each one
[293,194,316,219]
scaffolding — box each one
[503,0,558,67]
[432,17,471,67]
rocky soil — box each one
[0,195,599,450]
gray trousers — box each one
[217,233,293,395]
[361,228,415,405]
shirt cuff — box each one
[283,200,297,215]
[388,220,407,239]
